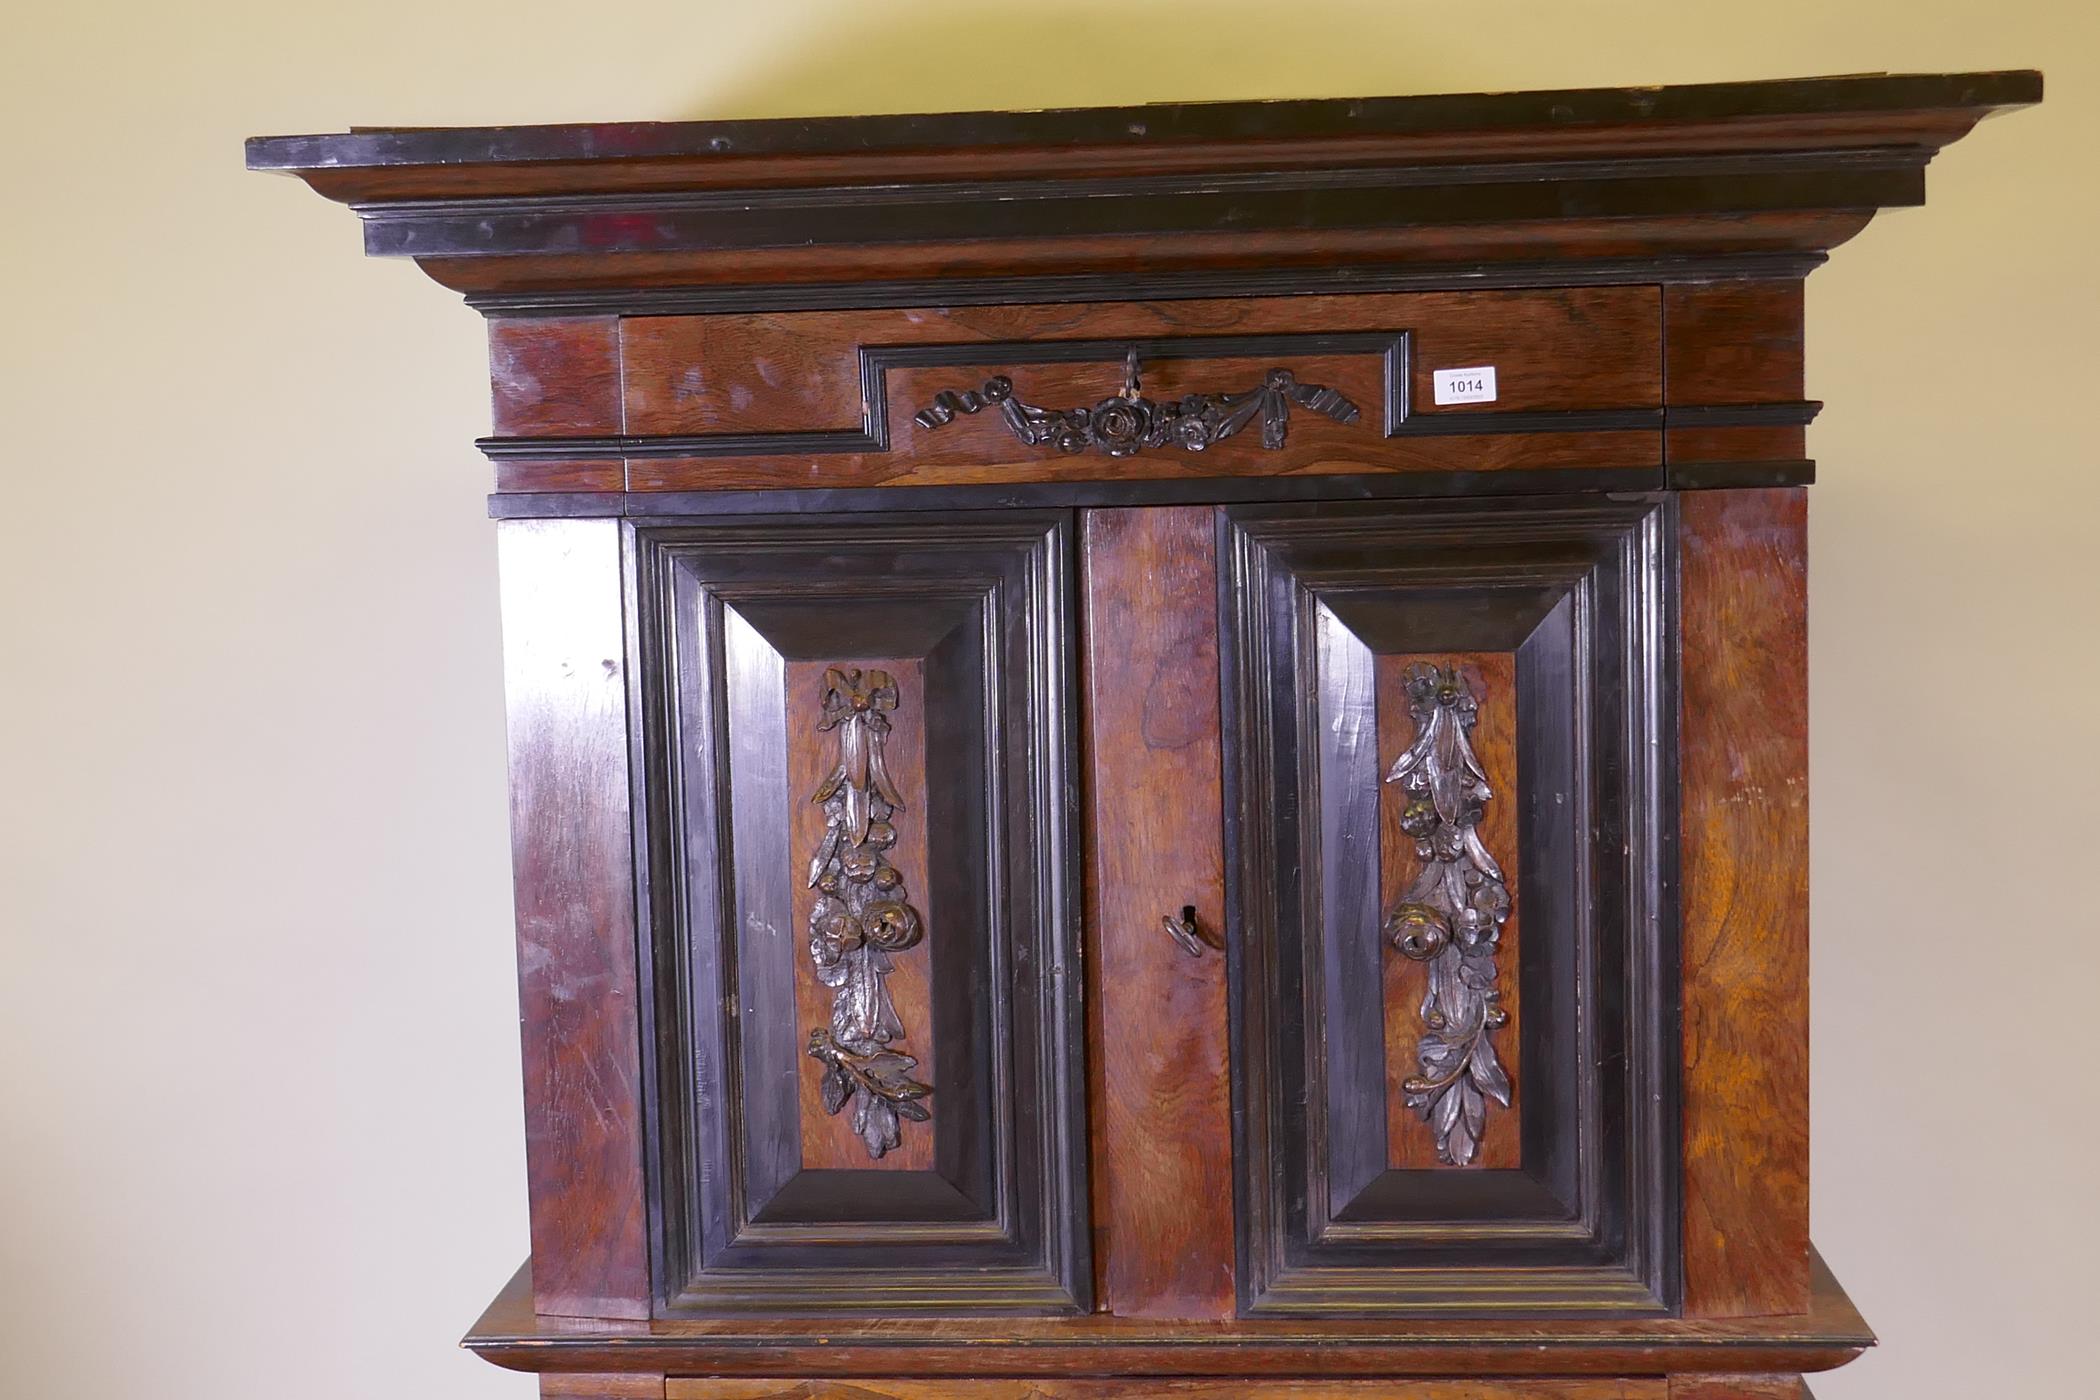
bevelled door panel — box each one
[1219,497,1679,1317]
[632,513,1087,1315]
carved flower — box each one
[1384,902,1451,961]
[1170,408,1214,452]
[862,899,922,951]
[1088,396,1154,456]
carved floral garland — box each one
[1382,662,1512,1166]
[805,666,931,1159]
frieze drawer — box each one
[482,287,1666,493]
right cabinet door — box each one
[1218,496,1681,1317]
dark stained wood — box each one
[1079,506,1235,1320]
[492,316,622,435]
[785,655,935,1173]
[249,70,2041,196]
[463,1252,1871,1379]
[618,289,1663,436]
[1677,489,1811,1318]
[1665,426,1806,467]
[494,459,626,494]
[665,1380,1665,1399]
[497,519,652,1320]
[249,73,2040,296]
[411,212,1882,298]
[1378,652,1521,1172]
[1663,284,1804,407]
[620,428,1657,495]
[1662,282,1807,472]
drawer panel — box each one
[481,289,1663,493]
[621,288,1662,436]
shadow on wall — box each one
[659,0,1492,122]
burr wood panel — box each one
[1678,489,1811,1319]
[632,513,1087,1315]
[497,519,652,1320]
[1079,506,1236,1320]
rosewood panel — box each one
[1079,506,1235,1320]
[632,512,1087,1315]
[1219,497,1678,1316]
[498,518,651,1320]
[1678,490,1810,1318]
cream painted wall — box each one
[2,3,2093,1397]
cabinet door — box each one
[631,512,1087,1315]
[1219,497,1680,1316]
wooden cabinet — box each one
[250,69,2039,1398]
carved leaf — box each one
[819,1064,852,1116]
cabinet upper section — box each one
[248,71,2037,298]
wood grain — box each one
[494,459,626,494]
[621,429,1657,494]
[1664,426,1806,467]
[415,210,1882,297]
[545,1376,667,1400]
[665,1381,1664,1399]
[1377,652,1521,1171]
[786,657,935,1172]
[619,288,1661,435]
[497,520,651,1319]
[258,73,2033,201]
[1079,506,1235,1319]
[1667,1377,1808,1400]
[1678,490,1811,1318]
[1663,284,1804,406]
[466,1252,1870,1379]
[492,316,622,435]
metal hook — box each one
[1119,346,1142,402]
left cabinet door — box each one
[630,511,1088,1315]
